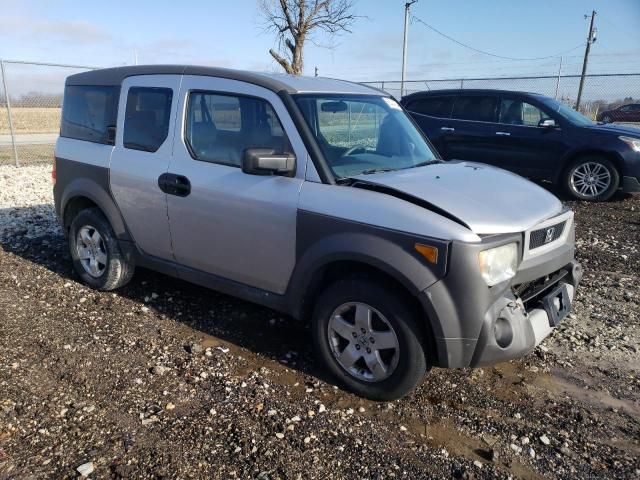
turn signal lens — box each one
[415,243,438,264]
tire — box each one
[564,155,619,202]
[602,115,612,123]
[312,278,429,401]
[69,207,135,290]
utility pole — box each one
[554,56,563,99]
[400,0,418,98]
[575,10,596,110]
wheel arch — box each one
[60,178,131,241]
[559,148,624,184]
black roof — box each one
[402,88,542,100]
[65,65,383,96]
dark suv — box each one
[401,89,640,201]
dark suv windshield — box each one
[294,95,438,178]
[537,96,594,126]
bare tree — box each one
[260,0,359,75]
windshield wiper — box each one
[405,160,443,169]
[361,167,398,175]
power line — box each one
[411,15,585,61]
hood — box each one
[351,161,563,235]
[588,123,640,137]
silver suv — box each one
[53,66,582,400]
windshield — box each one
[294,95,438,178]
[538,96,594,126]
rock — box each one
[275,432,285,439]
[318,404,326,413]
[151,365,168,375]
[473,460,483,469]
[165,403,176,411]
[399,425,407,431]
[510,443,522,454]
[186,343,203,355]
[77,461,94,477]
[540,434,551,445]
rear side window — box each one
[406,96,454,118]
[123,87,173,152]
[186,92,290,167]
[60,85,119,144]
[451,96,498,122]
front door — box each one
[109,75,180,260]
[491,96,566,179]
[165,76,306,295]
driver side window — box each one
[499,99,549,126]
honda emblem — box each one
[544,227,556,243]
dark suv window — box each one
[406,96,454,118]
[451,96,498,122]
[60,85,119,144]
[186,92,290,167]
[123,87,173,152]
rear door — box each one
[109,75,180,260]
[490,95,566,179]
[403,95,454,157]
[444,94,500,164]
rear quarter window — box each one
[406,96,454,118]
[60,85,119,144]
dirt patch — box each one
[0,166,639,479]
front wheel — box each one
[312,278,429,401]
[564,156,619,201]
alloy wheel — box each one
[76,225,108,278]
[327,302,400,382]
[570,162,612,199]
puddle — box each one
[405,418,545,480]
[532,369,640,417]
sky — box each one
[0,0,639,92]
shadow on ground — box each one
[1,205,333,384]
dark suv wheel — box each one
[564,155,619,201]
[69,207,135,290]
[312,278,429,401]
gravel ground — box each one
[0,165,639,479]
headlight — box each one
[478,243,518,286]
[620,136,640,152]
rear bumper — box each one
[622,175,640,193]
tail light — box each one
[52,157,57,185]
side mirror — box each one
[242,148,296,176]
[538,118,557,128]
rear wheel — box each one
[564,156,619,201]
[69,208,135,290]
[602,115,612,123]
[312,278,429,401]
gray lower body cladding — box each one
[622,175,640,193]
[422,234,581,368]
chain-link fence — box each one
[0,60,96,166]
[2,60,639,166]
[361,73,640,121]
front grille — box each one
[529,221,566,250]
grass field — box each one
[0,107,61,134]
[0,144,53,166]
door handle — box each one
[440,127,455,132]
[495,131,511,136]
[158,173,191,197]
